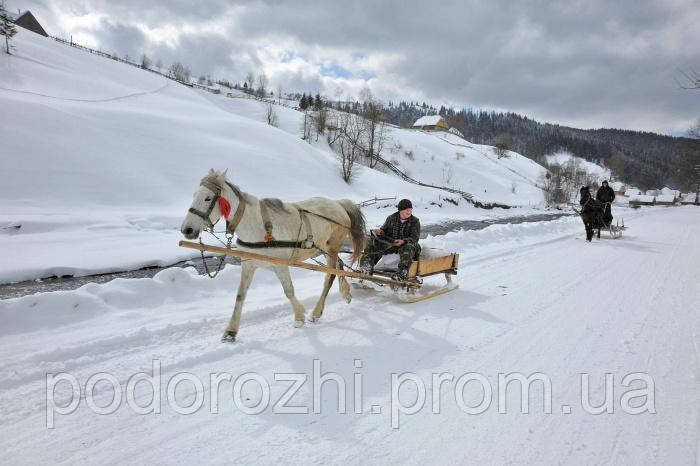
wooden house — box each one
[412,115,449,131]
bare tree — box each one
[140,53,152,69]
[155,58,163,72]
[677,69,700,90]
[677,118,700,197]
[266,103,279,127]
[329,113,366,182]
[300,109,313,142]
[276,83,283,104]
[315,105,328,141]
[334,86,344,109]
[245,71,255,94]
[494,132,512,158]
[361,90,386,167]
[169,62,191,82]
[257,72,268,98]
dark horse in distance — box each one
[578,186,607,241]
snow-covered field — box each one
[0,206,698,464]
[1,30,548,284]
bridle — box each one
[188,180,246,237]
[187,180,247,278]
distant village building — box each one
[660,187,680,200]
[624,187,642,197]
[10,10,48,37]
[680,193,698,205]
[628,195,655,206]
[448,127,464,138]
[412,115,449,131]
[655,194,676,206]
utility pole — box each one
[695,164,700,205]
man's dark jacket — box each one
[596,185,615,203]
[380,212,420,245]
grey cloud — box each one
[10,0,700,132]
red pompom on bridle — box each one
[218,196,232,219]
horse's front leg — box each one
[585,221,593,242]
[273,266,306,327]
[222,262,256,342]
[311,253,338,322]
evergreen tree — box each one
[299,93,308,110]
[1,2,18,55]
[314,93,322,110]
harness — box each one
[189,180,353,276]
[236,202,315,249]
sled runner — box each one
[178,240,459,302]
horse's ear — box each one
[223,168,228,178]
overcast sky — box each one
[9,0,700,134]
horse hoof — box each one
[294,320,305,328]
[221,331,237,343]
[308,315,321,323]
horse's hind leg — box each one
[273,266,306,327]
[311,253,338,322]
[222,262,256,342]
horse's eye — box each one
[205,197,212,202]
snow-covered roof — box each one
[413,115,445,127]
[611,181,624,191]
[625,187,641,196]
[660,187,680,197]
[681,193,697,203]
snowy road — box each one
[0,207,698,465]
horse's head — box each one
[580,186,590,200]
[180,169,232,240]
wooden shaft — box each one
[179,240,420,288]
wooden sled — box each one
[179,241,459,302]
[353,252,460,303]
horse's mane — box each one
[260,198,289,213]
[201,169,248,204]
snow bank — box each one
[0,29,549,284]
[0,216,582,336]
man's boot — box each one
[392,266,409,281]
[359,262,374,276]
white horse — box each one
[180,169,366,342]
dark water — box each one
[0,211,571,300]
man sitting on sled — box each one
[359,199,420,280]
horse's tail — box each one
[339,200,366,264]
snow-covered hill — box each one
[546,151,611,180]
[1,29,546,283]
